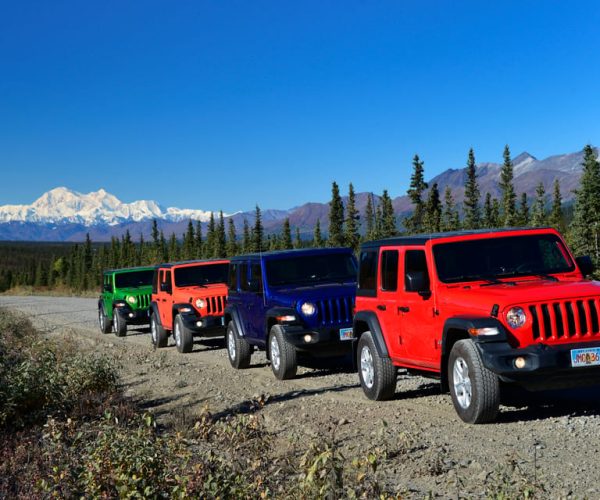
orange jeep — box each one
[150,259,229,353]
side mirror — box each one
[406,271,431,297]
[103,284,112,293]
[160,282,172,294]
[576,256,594,277]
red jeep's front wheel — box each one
[448,339,500,424]
[357,332,397,400]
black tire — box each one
[357,331,397,400]
[98,306,112,334]
[113,308,127,337]
[448,339,500,424]
[269,325,297,380]
[151,312,168,348]
[226,321,252,369]
[174,315,194,353]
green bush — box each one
[0,309,118,429]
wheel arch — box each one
[352,310,390,358]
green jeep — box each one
[98,266,155,336]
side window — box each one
[357,250,378,296]
[228,263,238,290]
[165,271,172,289]
[239,263,250,291]
[250,263,263,292]
[380,250,399,291]
[405,250,430,292]
[152,269,159,294]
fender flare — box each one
[149,302,162,326]
[352,310,390,358]
[265,306,300,334]
[224,305,247,338]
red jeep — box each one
[353,227,598,423]
[150,259,229,353]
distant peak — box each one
[512,152,537,164]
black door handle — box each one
[398,306,410,313]
[376,305,386,311]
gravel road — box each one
[2,294,600,498]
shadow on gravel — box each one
[193,337,225,352]
[392,382,440,401]
[212,383,359,421]
[498,385,600,423]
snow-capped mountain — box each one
[0,187,215,225]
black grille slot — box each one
[589,300,599,333]
[317,296,354,326]
[577,300,588,333]
[530,305,540,340]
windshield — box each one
[174,263,229,287]
[433,234,575,284]
[266,253,357,286]
[114,270,154,288]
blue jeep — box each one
[224,247,358,379]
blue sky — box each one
[1,1,599,213]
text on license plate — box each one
[571,347,600,368]
[339,327,353,341]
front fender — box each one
[353,310,390,358]
[224,305,247,337]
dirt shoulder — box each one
[2,295,600,498]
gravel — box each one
[3,294,600,497]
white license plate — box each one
[339,327,353,341]
[571,347,600,368]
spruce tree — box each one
[159,230,167,262]
[463,148,481,229]
[282,218,293,249]
[183,220,195,260]
[483,193,493,228]
[442,186,460,231]
[328,181,345,247]
[242,219,251,253]
[405,154,428,233]
[491,199,501,228]
[500,145,517,226]
[364,193,376,240]
[313,219,324,247]
[252,205,264,252]
[195,221,203,258]
[151,219,160,262]
[226,218,238,256]
[344,183,360,250]
[517,193,529,226]
[549,179,564,232]
[214,211,226,257]
[205,213,216,259]
[294,227,302,249]
[423,182,442,233]
[570,145,600,263]
[168,233,179,261]
[531,182,546,227]
[380,190,397,237]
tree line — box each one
[3,144,599,292]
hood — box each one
[440,279,600,314]
[177,282,228,302]
[114,285,153,296]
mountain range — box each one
[0,147,593,242]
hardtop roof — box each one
[229,247,353,263]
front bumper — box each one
[280,324,354,356]
[180,313,226,336]
[476,339,600,389]
[115,306,150,325]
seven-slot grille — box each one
[528,298,600,342]
[316,296,354,326]
[201,295,226,315]
[136,294,151,309]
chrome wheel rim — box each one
[227,329,236,361]
[113,313,118,333]
[151,318,157,344]
[99,310,104,330]
[453,356,472,409]
[360,345,375,389]
[270,336,281,372]
[174,320,181,347]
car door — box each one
[158,269,173,329]
[244,261,267,343]
[395,247,440,369]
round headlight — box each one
[506,307,526,329]
[195,298,206,309]
[127,296,137,304]
[300,302,317,316]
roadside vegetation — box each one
[0,308,547,497]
